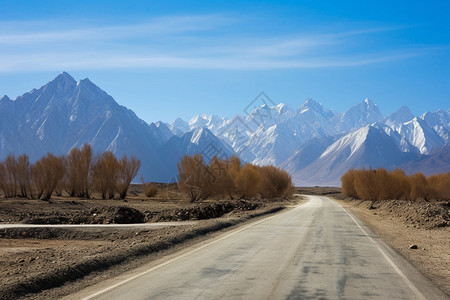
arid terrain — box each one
[0,186,449,299]
[0,184,296,299]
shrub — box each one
[65,143,93,198]
[141,177,158,197]
[0,155,18,198]
[117,155,141,199]
[91,151,120,199]
[177,154,214,202]
[31,153,66,200]
[341,168,357,198]
[233,164,262,199]
[260,166,294,198]
[341,168,450,201]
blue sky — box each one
[0,0,449,123]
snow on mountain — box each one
[420,110,450,142]
[291,124,419,186]
[1,71,448,186]
[335,98,383,133]
[384,106,414,129]
[398,117,444,154]
[170,117,190,136]
[280,136,335,174]
[0,72,233,182]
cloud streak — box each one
[0,15,431,72]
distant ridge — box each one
[1,72,448,185]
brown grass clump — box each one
[177,154,294,201]
[341,168,450,201]
[141,177,158,197]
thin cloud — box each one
[0,16,433,72]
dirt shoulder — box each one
[0,195,301,300]
[335,197,450,296]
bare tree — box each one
[92,151,120,199]
[65,143,92,198]
[0,155,18,198]
[117,155,141,199]
[31,153,66,200]
[16,154,32,198]
[177,154,213,202]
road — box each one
[74,196,448,300]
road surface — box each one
[73,196,448,300]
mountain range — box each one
[1,72,449,186]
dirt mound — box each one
[152,201,260,222]
[20,206,145,225]
[88,206,145,224]
[355,200,449,229]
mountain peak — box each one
[0,95,11,102]
[53,71,76,84]
[385,106,414,127]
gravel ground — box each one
[0,195,297,299]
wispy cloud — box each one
[0,15,432,72]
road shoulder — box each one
[335,198,450,296]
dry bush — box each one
[178,154,294,201]
[65,143,93,198]
[91,151,120,199]
[141,177,158,197]
[31,153,66,200]
[409,172,428,201]
[0,155,18,198]
[117,155,141,199]
[427,173,450,200]
[16,154,32,198]
[353,169,378,201]
[341,168,358,198]
[260,165,294,198]
[177,154,214,202]
[208,156,234,197]
[341,168,450,201]
[234,163,262,199]
[390,169,411,200]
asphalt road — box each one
[77,196,448,300]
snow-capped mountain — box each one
[335,98,383,133]
[384,106,415,129]
[177,98,448,186]
[0,72,234,182]
[1,72,448,186]
[290,124,420,186]
[398,117,445,154]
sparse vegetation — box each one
[0,145,140,200]
[341,168,450,201]
[141,177,158,197]
[177,155,294,201]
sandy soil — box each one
[0,190,298,300]
[337,197,450,296]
